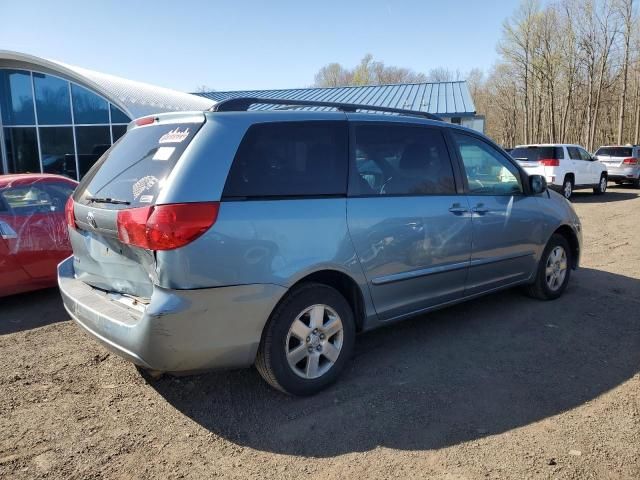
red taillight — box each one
[622,157,638,165]
[135,116,156,126]
[539,158,560,166]
[116,202,219,250]
[65,197,76,230]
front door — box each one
[567,146,590,185]
[346,122,472,321]
[449,131,541,295]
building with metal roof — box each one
[0,50,213,179]
[195,82,484,133]
[0,50,482,180]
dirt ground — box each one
[1,186,639,480]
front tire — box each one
[256,283,355,396]
[593,174,607,195]
[526,234,572,300]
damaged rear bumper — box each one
[57,256,286,373]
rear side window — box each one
[567,147,582,160]
[510,146,563,161]
[350,124,456,196]
[595,147,633,157]
[76,122,202,207]
[223,121,347,198]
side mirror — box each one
[529,174,547,195]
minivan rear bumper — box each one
[58,256,286,373]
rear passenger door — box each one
[346,122,472,321]
[567,146,589,185]
[449,131,541,295]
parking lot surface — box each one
[1,187,639,479]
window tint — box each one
[510,146,563,161]
[0,70,35,125]
[39,127,76,179]
[4,127,39,173]
[595,147,633,157]
[223,122,347,198]
[350,124,455,196]
[567,147,581,160]
[33,73,72,125]
[111,124,127,142]
[71,84,109,124]
[76,122,202,208]
[452,132,523,195]
[578,148,593,161]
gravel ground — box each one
[1,186,639,479]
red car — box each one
[0,174,77,297]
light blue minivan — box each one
[59,98,582,395]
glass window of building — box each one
[33,73,72,125]
[110,104,130,124]
[71,84,109,124]
[75,126,111,177]
[111,124,127,142]
[0,70,36,125]
[4,127,40,173]
[39,127,76,179]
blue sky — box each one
[0,0,520,92]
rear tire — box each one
[256,283,355,396]
[593,174,607,195]
[526,234,572,301]
[562,176,574,199]
[632,178,640,188]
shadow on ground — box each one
[150,268,640,457]
[0,288,67,335]
[570,189,638,203]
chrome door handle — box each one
[471,204,489,214]
[449,203,468,215]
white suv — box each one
[511,144,608,199]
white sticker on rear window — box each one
[139,195,154,203]
[159,127,190,144]
[133,176,159,199]
[153,146,175,161]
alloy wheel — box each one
[285,304,344,379]
[545,246,568,292]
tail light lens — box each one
[539,158,560,166]
[135,116,156,126]
[622,157,638,165]
[117,202,219,250]
[65,196,76,230]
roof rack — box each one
[210,97,443,121]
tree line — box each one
[313,0,638,151]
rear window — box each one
[222,121,348,198]
[1,181,75,215]
[510,146,563,161]
[595,147,633,157]
[75,122,202,207]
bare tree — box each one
[616,0,634,143]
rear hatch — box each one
[594,147,636,170]
[68,114,205,299]
[511,146,564,170]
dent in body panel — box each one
[154,198,377,323]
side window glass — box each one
[223,122,347,198]
[350,124,456,196]
[567,147,581,160]
[579,148,592,161]
[452,132,523,195]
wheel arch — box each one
[552,224,580,269]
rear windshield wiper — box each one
[86,196,131,205]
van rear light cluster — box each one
[539,158,560,166]
[116,202,219,250]
[622,157,638,165]
[65,197,77,230]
